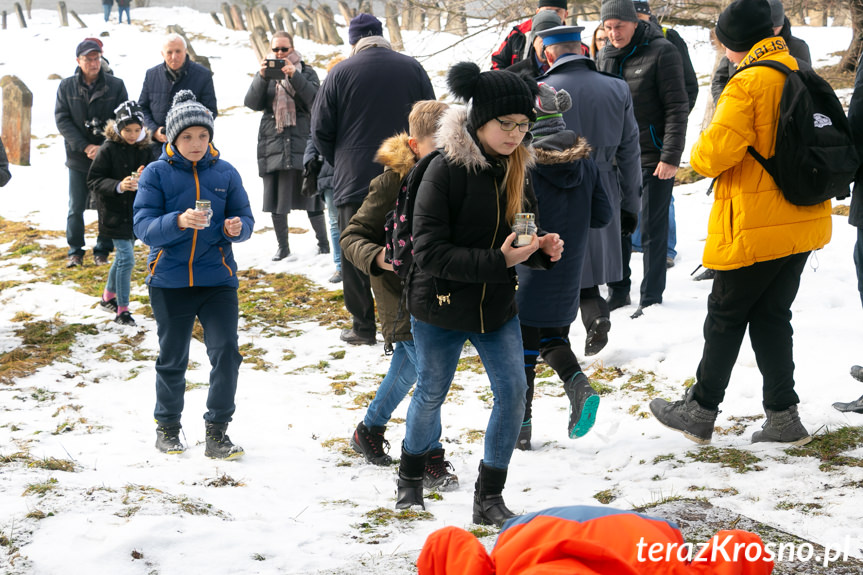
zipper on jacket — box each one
[219,247,233,277]
[479,178,503,333]
[188,162,200,286]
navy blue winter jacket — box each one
[311,45,434,207]
[133,143,254,288]
[138,57,218,135]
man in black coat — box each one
[834,53,863,414]
[138,34,218,158]
[55,39,128,267]
[710,0,811,104]
[311,14,434,345]
[491,0,568,70]
[596,0,688,317]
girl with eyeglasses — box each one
[244,31,330,261]
[395,62,563,526]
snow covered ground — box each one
[0,8,862,575]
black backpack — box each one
[384,150,441,280]
[738,59,859,206]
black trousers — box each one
[579,285,608,331]
[521,324,584,422]
[337,202,376,335]
[609,171,673,307]
[692,252,809,412]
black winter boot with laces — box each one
[423,448,458,491]
[472,461,517,527]
[204,422,244,460]
[155,423,184,454]
[395,446,425,510]
[350,422,392,465]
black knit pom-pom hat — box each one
[447,61,538,131]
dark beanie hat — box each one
[600,0,638,22]
[767,0,785,28]
[538,0,568,10]
[114,100,144,132]
[165,90,214,144]
[348,13,383,45]
[633,1,652,16]
[447,62,538,131]
[715,0,773,53]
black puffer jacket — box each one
[55,68,128,172]
[244,62,319,175]
[848,53,863,230]
[597,21,689,168]
[86,121,153,239]
[406,107,553,334]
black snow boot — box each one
[472,461,516,527]
[563,372,600,438]
[751,405,812,446]
[396,447,426,510]
[309,213,330,254]
[205,422,244,460]
[155,423,184,454]
[350,422,392,465]
[423,448,458,492]
[271,213,290,261]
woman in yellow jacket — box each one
[650,0,830,446]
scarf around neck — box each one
[273,54,303,133]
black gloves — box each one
[620,209,638,237]
[301,157,323,198]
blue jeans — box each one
[632,195,677,259]
[323,188,340,271]
[68,168,113,257]
[150,286,242,425]
[363,341,441,445]
[855,226,863,309]
[118,5,130,22]
[404,316,526,469]
[102,3,112,21]
[106,239,134,307]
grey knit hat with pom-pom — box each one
[165,90,214,145]
[447,61,538,131]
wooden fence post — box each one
[1,75,33,166]
[15,2,27,27]
[210,12,222,26]
[221,2,235,30]
[69,10,86,28]
[337,1,354,25]
[279,7,295,36]
[250,26,269,61]
[230,4,246,31]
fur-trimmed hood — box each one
[374,132,416,179]
[533,131,592,165]
[103,120,152,148]
[435,106,534,174]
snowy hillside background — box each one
[1,7,862,574]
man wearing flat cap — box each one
[537,24,642,358]
[596,0,689,318]
[55,39,128,268]
[491,0,581,70]
[312,14,434,346]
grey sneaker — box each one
[649,387,718,445]
[155,423,184,454]
[564,373,600,438]
[833,396,863,414]
[751,405,812,446]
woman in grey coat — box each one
[244,32,328,260]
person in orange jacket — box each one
[418,505,775,575]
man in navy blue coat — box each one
[311,14,434,346]
[138,34,217,158]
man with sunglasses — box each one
[139,33,218,159]
[55,38,128,268]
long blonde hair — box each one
[503,144,530,225]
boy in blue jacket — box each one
[133,91,254,459]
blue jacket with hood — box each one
[133,142,254,288]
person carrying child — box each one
[515,82,611,450]
[394,62,563,526]
[340,100,458,491]
[87,101,153,327]
[133,91,254,459]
